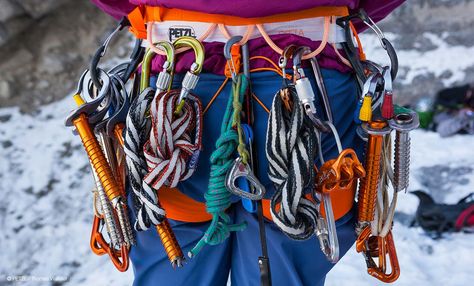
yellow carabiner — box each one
[140,41,175,93]
[172,36,205,114]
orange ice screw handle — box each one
[73,113,121,202]
[357,121,386,223]
[156,218,185,266]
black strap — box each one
[246,79,272,286]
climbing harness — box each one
[66,3,414,283]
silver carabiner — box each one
[315,122,343,263]
[292,47,330,132]
[226,157,266,201]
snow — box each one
[360,32,474,86]
[327,130,474,286]
[1,95,473,285]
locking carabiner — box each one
[173,37,205,114]
[141,41,175,93]
[292,46,329,132]
[356,227,400,283]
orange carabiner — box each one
[356,227,400,283]
[90,215,130,272]
[109,244,130,272]
[367,231,400,283]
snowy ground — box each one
[1,33,474,285]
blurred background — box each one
[1,0,473,285]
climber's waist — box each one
[159,186,355,223]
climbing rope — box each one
[143,90,203,192]
[189,75,248,257]
[124,88,166,231]
[265,85,319,240]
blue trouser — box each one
[129,69,364,285]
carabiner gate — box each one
[173,37,205,114]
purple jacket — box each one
[90,0,405,74]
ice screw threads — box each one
[389,112,419,192]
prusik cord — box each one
[189,75,248,257]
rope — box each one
[265,85,319,240]
[143,90,203,192]
[189,75,248,257]
[124,88,166,231]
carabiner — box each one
[309,56,333,123]
[90,18,130,89]
[279,45,298,80]
[226,157,266,201]
[292,46,329,132]
[356,227,400,283]
[65,69,111,127]
[141,41,175,93]
[173,37,205,114]
[224,36,243,82]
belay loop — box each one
[189,75,249,257]
[265,84,319,240]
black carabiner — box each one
[90,17,131,89]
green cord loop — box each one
[189,74,249,258]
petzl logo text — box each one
[169,26,196,41]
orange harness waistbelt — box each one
[159,185,355,223]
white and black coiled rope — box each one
[265,86,320,240]
[124,88,166,231]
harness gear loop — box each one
[172,37,205,114]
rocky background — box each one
[1,0,474,110]
[0,0,131,112]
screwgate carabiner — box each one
[141,41,175,93]
[292,46,329,132]
[173,37,205,114]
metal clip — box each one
[173,37,205,114]
[226,157,266,201]
[141,41,175,94]
[292,47,329,132]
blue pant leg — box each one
[128,192,233,286]
[231,204,356,286]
